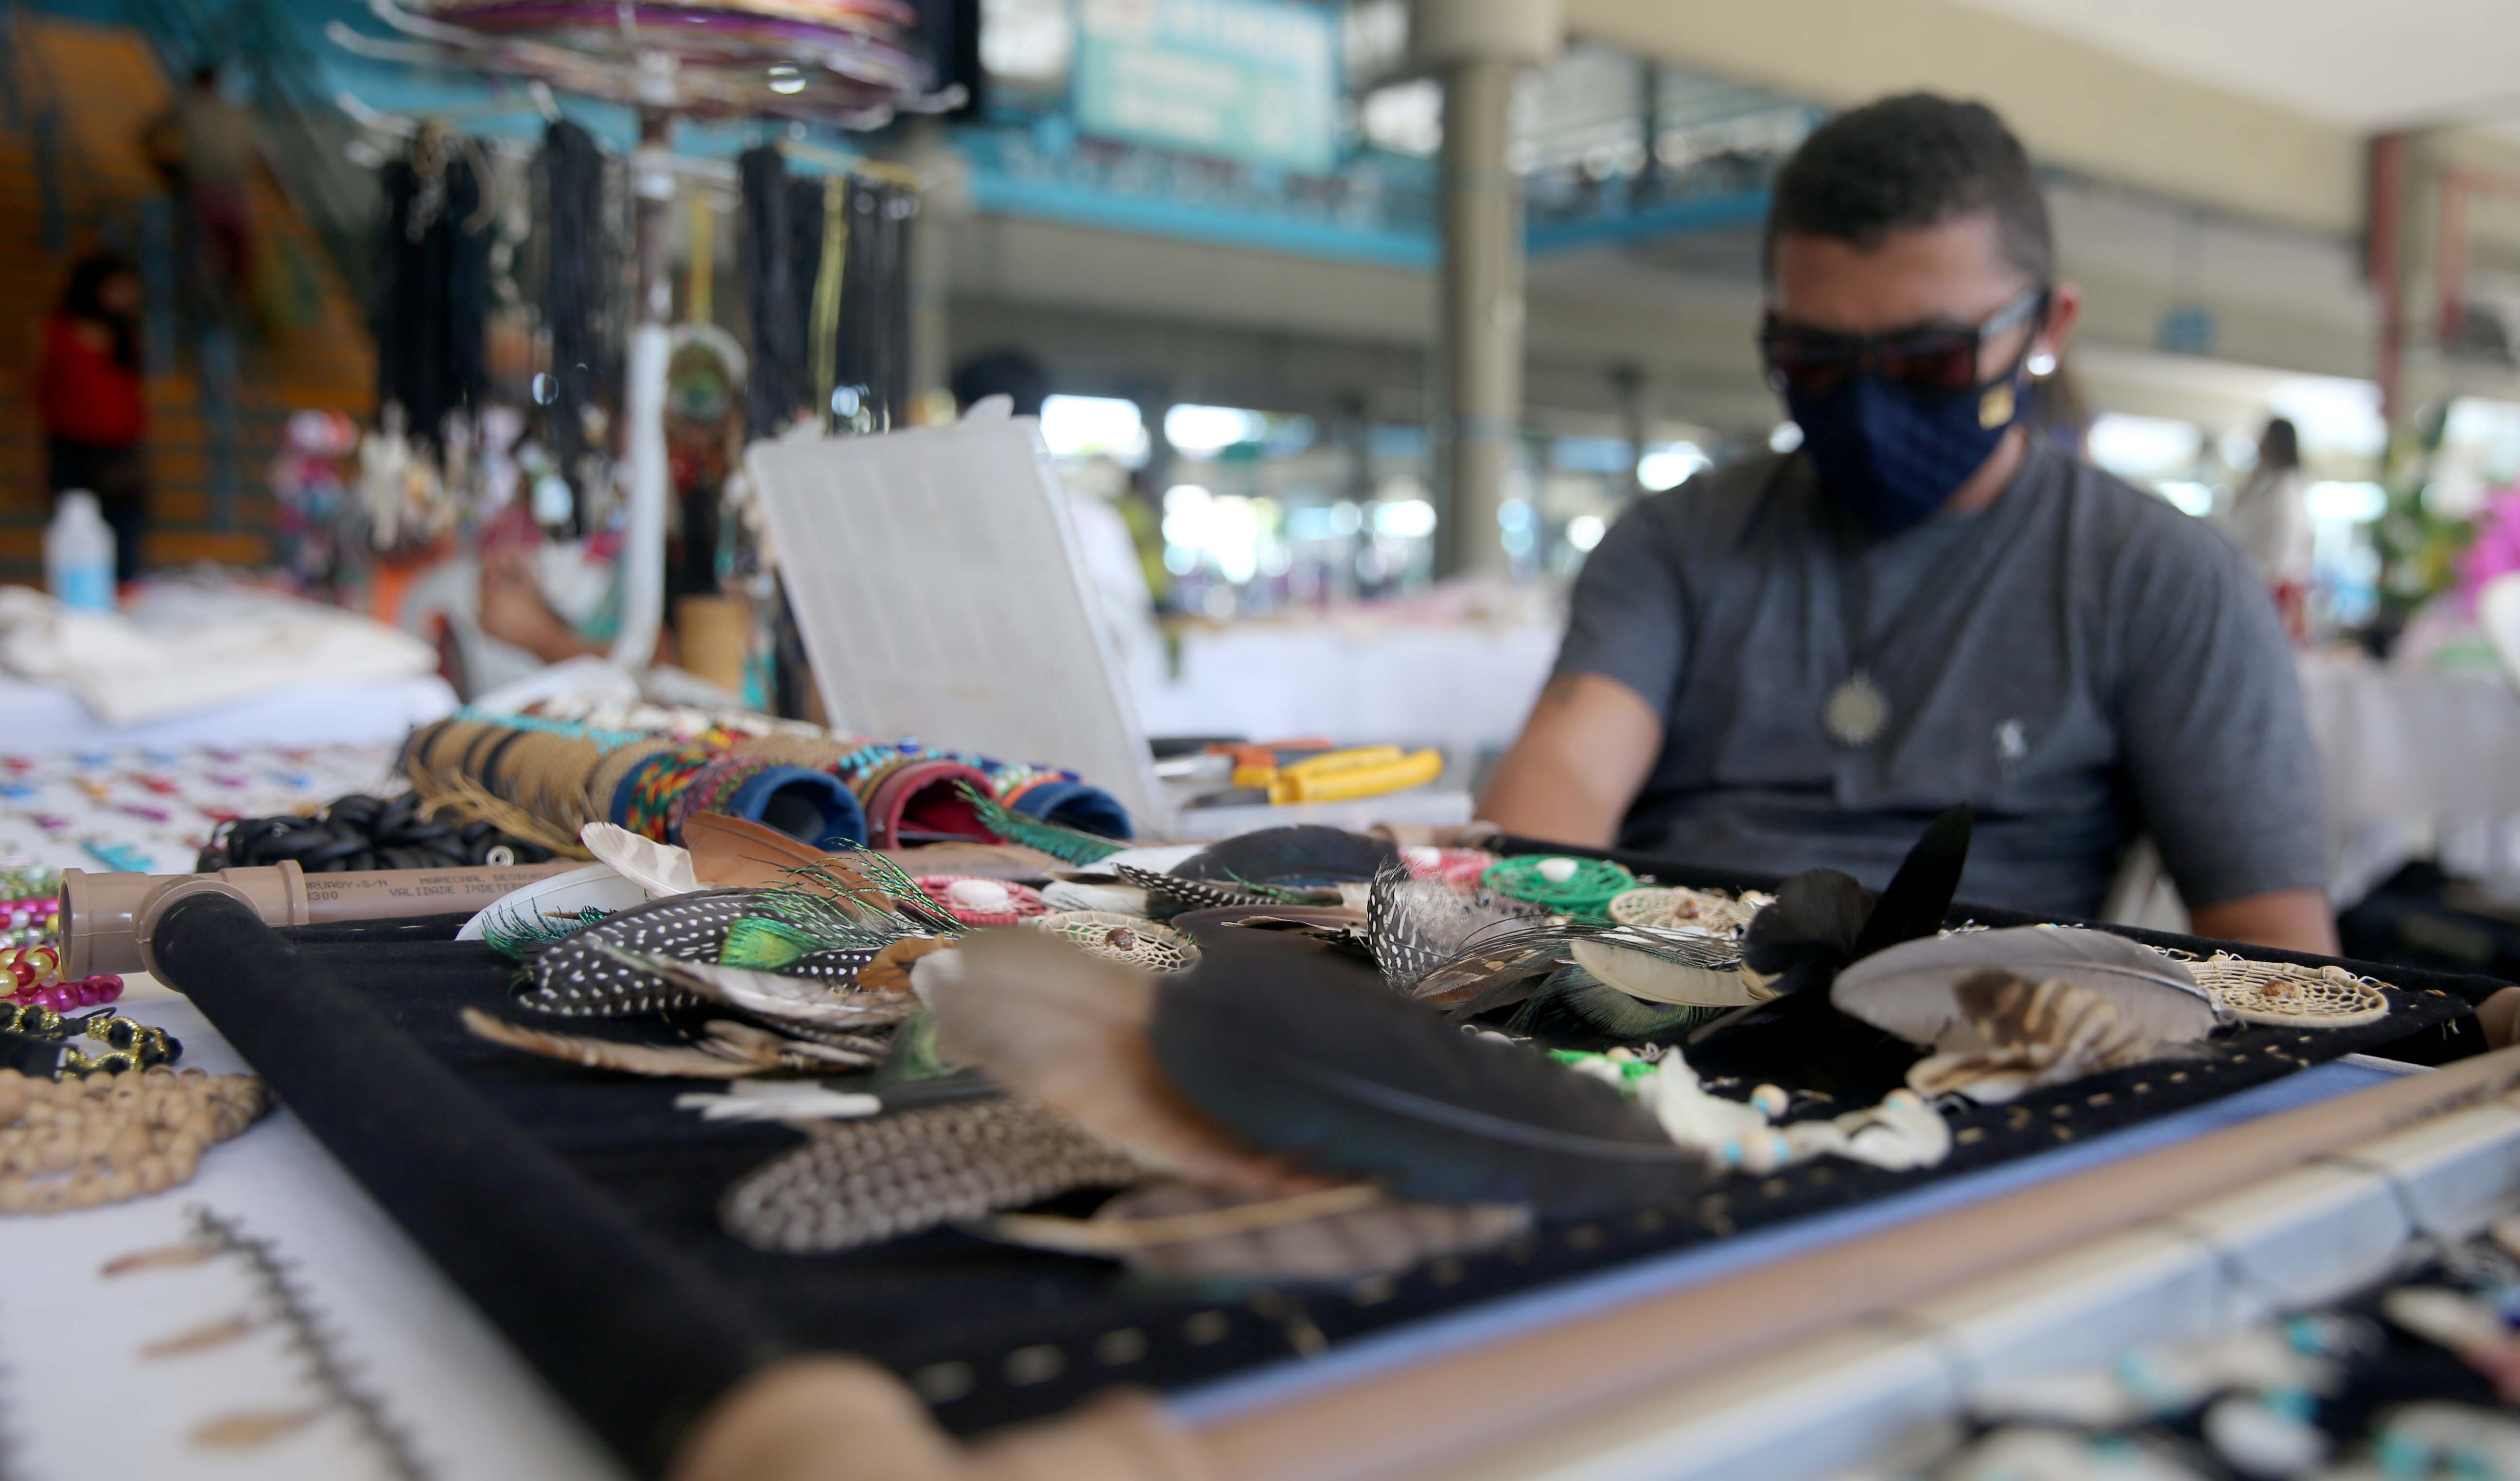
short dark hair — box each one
[950,349,1050,420]
[2259,417,2300,470]
[1765,93,2052,283]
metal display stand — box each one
[328,0,942,667]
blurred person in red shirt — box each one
[37,252,149,582]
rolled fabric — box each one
[858,758,996,850]
[1002,779,1132,842]
[722,764,865,849]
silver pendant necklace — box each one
[1824,512,1924,750]
[1824,670,1890,747]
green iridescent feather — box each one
[956,783,1125,866]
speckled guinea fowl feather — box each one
[1115,864,1284,914]
[517,889,760,1017]
[719,1098,1145,1253]
[589,940,918,1031]
[1367,864,1539,992]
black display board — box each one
[147,877,2495,1480]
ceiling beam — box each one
[1565,0,2362,233]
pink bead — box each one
[91,975,122,1004]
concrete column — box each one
[1415,0,1559,578]
[899,119,961,423]
[1610,361,1648,500]
[1434,53,1522,577]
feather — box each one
[674,1082,885,1122]
[921,928,1318,1195]
[1851,805,1974,956]
[956,782,1127,866]
[1173,826,1402,887]
[1402,921,1599,1010]
[1903,971,2171,1102]
[459,1006,878,1076]
[1403,921,1734,1019]
[1693,806,1980,1066]
[1832,925,2217,1047]
[1571,932,1764,1007]
[1505,965,1727,1046]
[517,889,760,1016]
[859,935,953,992]
[682,812,836,889]
[1740,869,1872,984]
[191,1410,322,1449]
[1148,936,1710,1215]
[881,841,1065,879]
[579,821,701,898]
[720,916,826,970]
[483,904,611,961]
[1116,864,1291,916]
[720,1098,1146,1253]
[590,941,914,1031]
[983,1182,1531,1281]
[1170,904,1372,959]
[1740,804,1976,986]
[1367,863,1536,991]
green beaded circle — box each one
[1480,855,1636,917]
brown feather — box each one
[1907,971,2160,1101]
[926,929,1320,1196]
[860,935,953,992]
[880,841,1067,879]
[460,1006,876,1077]
[984,1182,1531,1281]
[682,814,891,918]
[190,1409,323,1449]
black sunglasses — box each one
[1760,285,2050,399]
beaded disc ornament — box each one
[1030,911,1199,974]
[2185,953,2389,1028]
[1401,846,1501,891]
[1607,885,1772,938]
[1481,855,1636,918]
[916,876,1049,927]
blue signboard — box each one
[1072,0,1340,175]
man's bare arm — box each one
[1477,672,1665,848]
[2187,887,2339,956]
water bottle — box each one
[45,491,116,612]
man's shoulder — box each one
[2047,451,2252,587]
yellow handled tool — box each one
[1270,747,1443,804]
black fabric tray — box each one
[146,873,2502,1481]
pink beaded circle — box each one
[914,875,1050,927]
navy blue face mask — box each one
[1785,366,2027,539]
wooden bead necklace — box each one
[0,1066,267,1214]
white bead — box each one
[946,879,1013,912]
[1536,857,1579,884]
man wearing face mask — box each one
[1480,93,2336,954]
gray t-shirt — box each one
[1553,443,2324,918]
